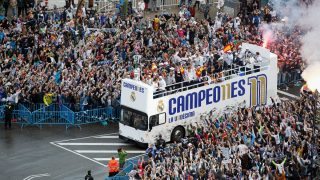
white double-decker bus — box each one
[119,43,278,146]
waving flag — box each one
[223,43,233,53]
[43,93,54,106]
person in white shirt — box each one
[185,65,196,83]
[158,76,166,90]
[165,70,176,86]
[224,51,233,78]
[237,144,249,156]
[244,51,254,75]
[254,52,263,73]
[146,75,153,86]
[214,16,222,29]
[173,51,182,64]
[240,48,250,59]
[233,17,241,31]
[285,124,292,138]
[193,52,205,67]
[152,78,159,92]
[225,51,233,68]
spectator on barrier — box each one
[108,156,119,177]
[118,148,128,170]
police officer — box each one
[4,103,13,130]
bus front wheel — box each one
[171,126,185,142]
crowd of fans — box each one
[267,26,304,87]
[0,0,309,110]
[0,0,274,108]
[128,95,319,179]
[1,0,319,179]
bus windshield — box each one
[121,107,148,131]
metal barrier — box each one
[278,71,302,86]
[32,104,74,129]
[74,106,118,125]
[20,103,46,112]
[95,0,118,13]
[156,0,217,9]
[12,104,32,127]
[0,105,4,122]
[0,103,120,129]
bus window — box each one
[121,108,148,131]
[149,113,166,130]
[159,113,166,124]
[149,115,159,129]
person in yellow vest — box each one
[153,15,160,31]
[108,156,119,177]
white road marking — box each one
[93,158,119,161]
[94,135,119,139]
[50,132,144,168]
[75,150,145,153]
[50,142,108,168]
[23,173,50,180]
[278,90,300,100]
[57,142,131,146]
[53,133,118,143]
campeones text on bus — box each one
[168,74,267,116]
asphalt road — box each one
[0,123,143,180]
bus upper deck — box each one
[153,60,270,99]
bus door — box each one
[148,113,167,142]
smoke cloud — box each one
[265,0,320,91]
[298,0,320,91]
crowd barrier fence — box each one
[278,70,303,86]
[0,103,120,129]
[0,105,4,120]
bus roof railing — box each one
[153,62,270,99]
[161,63,244,90]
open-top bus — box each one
[119,43,278,146]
